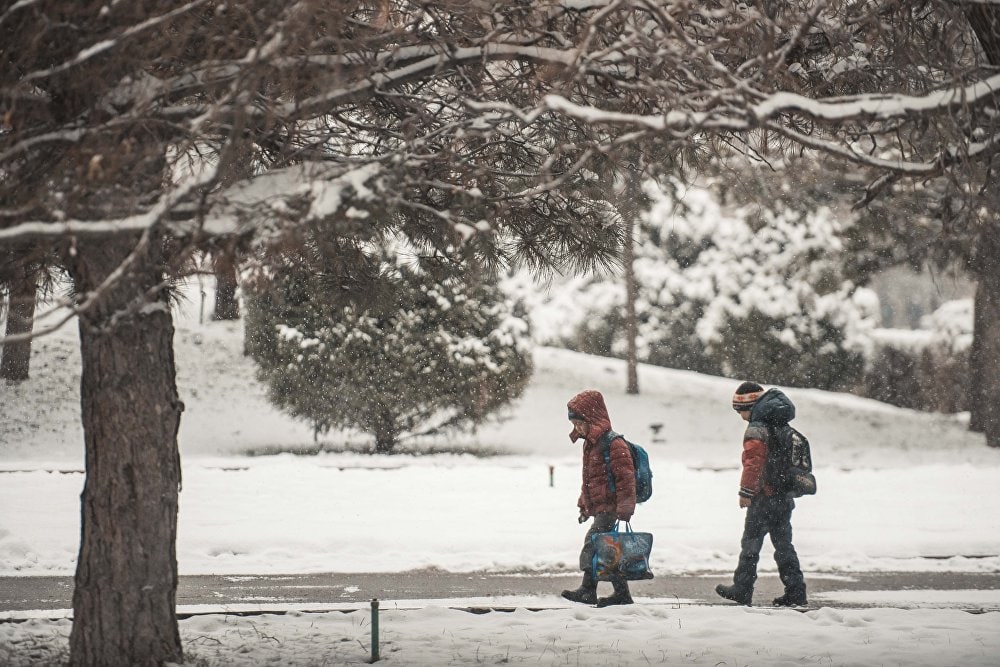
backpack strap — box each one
[599,430,622,493]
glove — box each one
[617,513,632,522]
[578,513,588,524]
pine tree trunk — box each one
[624,216,639,395]
[963,3,1000,446]
[211,130,252,323]
[1,271,36,382]
[374,412,398,453]
[212,251,240,321]
[965,5,1000,67]
[969,282,987,433]
[969,273,1000,447]
[67,237,183,666]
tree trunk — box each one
[623,215,639,395]
[1,270,37,382]
[968,282,987,433]
[67,237,184,666]
[969,272,1000,447]
[211,129,253,323]
[963,3,1000,445]
[965,4,1000,67]
[373,411,398,453]
[212,251,240,321]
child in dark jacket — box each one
[716,381,808,607]
[560,389,637,607]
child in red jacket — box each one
[560,389,637,607]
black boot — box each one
[561,571,597,605]
[773,585,807,607]
[596,576,633,608]
[715,583,752,606]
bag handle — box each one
[611,521,634,534]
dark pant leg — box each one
[767,497,805,593]
[579,513,617,573]
[733,500,769,592]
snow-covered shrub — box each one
[862,299,971,412]
[500,269,627,357]
[863,333,928,409]
[916,299,971,413]
[641,180,880,390]
[506,179,878,390]
[922,299,974,356]
[245,257,532,452]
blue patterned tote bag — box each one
[591,522,654,582]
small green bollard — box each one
[370,598,380,663]
[549,465,554,487]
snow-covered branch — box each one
[544,71,1000,132]
[276,43,582,118]
[749,73,1000,123]
[19,0,210,84]
[0,161,219,244]
[1,128,98,167]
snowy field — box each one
[2,283,1000,665]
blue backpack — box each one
[598,430,653,503]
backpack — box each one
[598,431,653,503]
[766,424,816,498]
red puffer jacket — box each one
[568,390,636,521]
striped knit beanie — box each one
[732,381,764,412]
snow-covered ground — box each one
[3,603,999,666]
[2,282,999,665]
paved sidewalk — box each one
[3,570,1000,615]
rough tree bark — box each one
[212,251,240,321]
[1,266,37,382]
[373,412,398,454]
[963,2,1000,444]
[969,284,987,433]
[623,215,639,395]
[969,238,1000,448]
[211,133,255,323]
[67,237,184,666]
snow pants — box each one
[733,495,805,594]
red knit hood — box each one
[567,389,613,443]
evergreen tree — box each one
[246,255,532,453]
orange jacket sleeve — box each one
[739,426,768,498]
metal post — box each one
[198,275,206,325]
[549,465,554,487]
[370,598,380,663]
